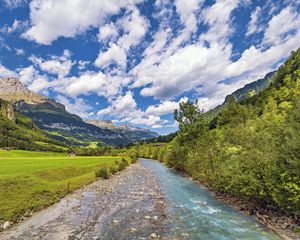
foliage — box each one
[0,99,67,152]
[161,48,300,217]
[95,167,110,179]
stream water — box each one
[140,159,281,240]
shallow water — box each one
[140,159,281,240]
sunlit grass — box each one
[0,150,129,221]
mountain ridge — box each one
[86,119,159,141]
[0,78,131,146]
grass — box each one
[0,150,130,222]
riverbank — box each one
[212,191,299,240]
[0,163,168,240]
[175,168,299,240]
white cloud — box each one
[77,60,90,71]
[263,6,300,45]
[1,19,28,35]
[97,92,137,118]
[7,20,21,33]
[61,70,131,98]
[95,6,148,68]
[17,65,50,94]
[3,0,26,9]
[29,50,73,78]
[95,43,127,68]
[23,0,143,45]
[17,65,36,85]
[15,48,25,56]
[134,43,231,99]
[145,97,188,116]
[246,6,262,37]
[98,22,118,41]
[0,64,16,78]
[97,92,165,127]
[200,0,239,44]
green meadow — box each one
[0,150,128,222]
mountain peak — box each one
[0,77,46,104]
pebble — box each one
[112,219,119,224]
[150,233,158,238]
[153,216,158,221]
[181,233,190,237]
[145,215,151,219]
[3,221,11,230]
[130,227,137,233]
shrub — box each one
[109,165,118,175]
[122,157,128,165]
[95,167,110,179]
[118,161,127,171]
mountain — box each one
[86,120,159,142]
[203,71,276,121]
[0,78,131,146]
[0,98,66,151]
[0,77,46,103]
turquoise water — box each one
[141,159,281,240]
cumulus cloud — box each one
[145,97,188,116]
[23,0,143,45]
[246,6,262,37]
[97,92,165,127]
[17,65,50,94]
[62,70,131,98]
[95,6,149,68]
[98,22,119,41]
[263,6,300,45]
[29,50,73,78]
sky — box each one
[0,0,299,134]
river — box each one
[140,158,281,240]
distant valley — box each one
[0,78,158,148]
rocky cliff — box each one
[0,78,46,104]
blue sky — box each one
[0,0,299,134]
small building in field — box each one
[68,152,76,157]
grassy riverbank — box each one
[0,150,129,222]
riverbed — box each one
[0,159,281,240]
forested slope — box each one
[0,98,66,151]
[139,48,300,218]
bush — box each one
[109,165,118,175]
[95,167,110,179]
[122,157,128,165]
[118,161,127,171]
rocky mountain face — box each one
[86,120,159,142]
[0,78,46,104]
[86,120,117,129]
[0,78,131,146]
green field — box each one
[0,150,129,222]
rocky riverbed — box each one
[0,163,168,240]
[0,160,291,240]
